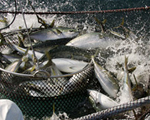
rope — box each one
[0,0,17,31]
[0,6,150,15]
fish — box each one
[66,32,122,50]
[108,30,126,40]
[52,58,88,73]
[9,43,44,60]
[46,63,68,86]
[88,89,119,111]
[119,56,133,104]
[48,45,94,62]
[115,18,137,40]
[24,64,93,97]
[29,27,78,43]
[5,60,22,72]
[91,56,119,98]
[18,59,92,97]
[66,18,125,50]
[1,54,21,63]
[4,48,30,72]
[0,33,44,60]
[22,52,68,86]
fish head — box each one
[57,27,79,37]
[88,89,102,111]
[57,27,77,33]
[88,89,99,104]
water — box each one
[0,0,150,32]
[0,0,150,119]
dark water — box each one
[1,0,150,11]
[1,0,150,35]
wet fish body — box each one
[92,56,119,98]
[66,32,121,50]
[30,27,78,43]
[52,58,88,73]
[12,44,44,60]
[119,57,133,104]
[1,54,21,63]
[48,45,94,62]
[88,89,119,111]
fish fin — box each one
[113,18,125,29]
[102,19,107,24]
[124,56,128,70]
[49,20,55,28]
[53,103,55,114]
[118,18,131,39]
[121,18,124,26]
[17,35,25,48]
[128,66,136,73]
[0,32,7,45]
[10,48,29,72]
[40,51,52,69]
[56,28,62,34]
[29,65,36,72]
[94,17,106,33]
[28,0,48,28]
[132,74,138,92]
[0,17,7,23]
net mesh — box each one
[0,31,97,119]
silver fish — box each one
[48,45,94,62]
[92,56,119,98]
[119,56,133,104]
[10,44,44,60]
[1,35,44,60]
[66,32,122,50]
[30,27,78,42]
[2,54,21,63]
[88,89,119,111]
[5,48,29,72]
[52,58,88,73]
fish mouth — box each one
[87,89,97,103]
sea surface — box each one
[0,0,150,33]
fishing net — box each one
[0,0,150,120]
[0,29,98,119]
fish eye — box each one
[69,30,75,32]
[95,102,100,106]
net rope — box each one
[0,6,150,15]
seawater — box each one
[0,0,150,119]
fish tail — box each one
[0,33,7,45]
[124,56,128,71]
